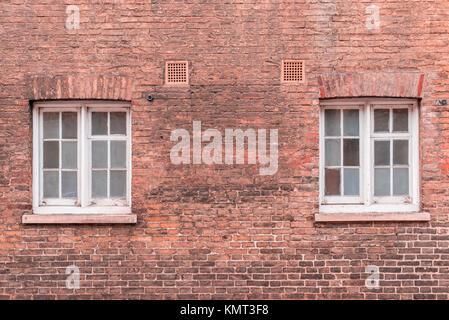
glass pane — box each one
[325,109,340,136]
[61,171,77,198]
[374,140,390,166]
[110,170,126,198]
[62,142,77,169]
[374,168,390,196]
[393,168,409,196]
[92,170,107,198]
[111,141,126,168]
[325,139,341,166]
[343,110,359,136]
[325,168,340,195]
[62,112,77,139]
[92,112,108,135]
[393,140,408,165]
[374,109,390,132]
[344,168,359,196]
[43,141,59,168]
[92,141,108,169]
[43,112,59,139]
[393,109,408,132]
[43,171,59,198]
[343,139,359,166]
[110,112,126,135]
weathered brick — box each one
[1,0,449,300]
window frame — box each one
[39,107,81,207]
[321,104,365,205]
[319,98,419,214]
[32,101,132,215]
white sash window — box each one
[33,101,132,214]
[320,98,419,213]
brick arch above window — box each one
[25,75,136,101]
[317,72,425,99]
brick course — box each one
[1,0,449,299]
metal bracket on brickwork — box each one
[146,93,154,102]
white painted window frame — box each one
[33,101,132,215]
[319,98,419,214]
[39,107,80,207]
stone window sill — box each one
[315,212,430,223]
[22,214,137,224]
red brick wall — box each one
[1,0,449,299]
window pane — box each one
[92,141,108,169]
[110,170,126,198]
[61,171,77,198]
[374,168,390,196]
[92,112,108,135]
[325,109,340,136]
[43,112,59,139]
[92,170,107,198]
[111,141,126,169]
[62,142,77,169]
[393,109,408,132]
[344,168,359,196]
[110,112,126,135]
[43,171,59,198]
[43,141,59,168]
[374,140,390,166]
[325,168,340,195]
[393,140,408,165]
[343,139,359,166]
[343,110,359,136]
[393,168,409,196]
[325,139,341,166]
[374,109,389,132]
[62,112,77,139]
